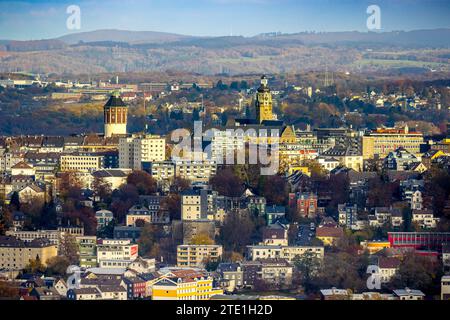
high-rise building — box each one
[118,134,166,170]
[256,75,274,124]
[104,93,128,138]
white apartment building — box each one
[174,160,217,183]
[96,239,138,268]
[412,210,439,229]
[119,134,165,170]
[246,245,324,262]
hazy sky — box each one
[1,0,450,40]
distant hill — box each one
[256,29,450,47]
[57,29,194,45]
[0,28,449,75]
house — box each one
[126,257,156,274]
[378,257,401,283]
[95,209,114,230]
[441,275,450,300]
[316,226,344,246]
[384,148,421,171]
[217,263,244,292]
[393,288,425,300]
[261,226,288,246]
[338,204,358,229]
[265,205,286,225]
[11,161,35,176]
[11,211,25,231]
[30,287,61,300]
[17,184,45,203]
[123,277,147,299]
[289,192,318,218]
[54,278,68,297]
[67,287,103,300]
[390,208,404,227]
[97,285,128,300]
[259,258,293,287]
[412,209,439,229]
[126,205,152,226]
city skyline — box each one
[1,0,450,40]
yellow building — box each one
[177,245,223,268]
[152,269,223,300]
[362,125,424,160]
[60,154,103,173]
[361,241,391,255]
[0,236,58,270]
[256,75,273,124]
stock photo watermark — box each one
[66,265,82,290]
[66,4,81,30]
[367,4,381,30]
[366,265,382,290]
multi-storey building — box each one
[174,160,217,183]
[119,134,165,170]
[412,209,439,229]
[246,245,324,262]
[176,245,223,267]
[0,236,58,270]
[362,125,424,160]
[96,239,138,268]
[60,154,104,173]
[76,236,97,268]
[181,189,218,221]
[289,192,318,218]
[388,232,450,251]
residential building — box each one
[259,258,293,287]
[95,210,114,230]
[383,148,422,171]
[321,146,363,172]
[217,263,244,292]
[412,209,439,229]
[393,288,425,300]
[246,245,324,262]
[0,236,58,270]
[119,134,165,170]
[316,226,344,246]
[378,257,401,283]
[174,160,217,183]
[96,239,139,268]
[76,236,97,268]
[289,192,318,218]
[441,275,450,300]
[261,227,288,246]
[176,245,223,268]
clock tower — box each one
[104,92,128,138]
[256,75,273,124]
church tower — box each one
[256,75,273,124]
[104,92,128,138]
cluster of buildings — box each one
[0,75,450,301]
